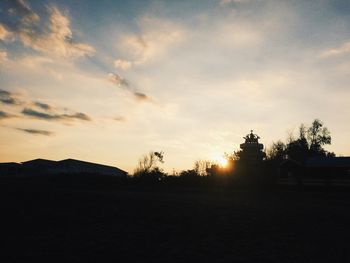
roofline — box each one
[19,158,127,174]
[58,158,127,173]
[21,158,57,164]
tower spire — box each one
[240,130,266,162]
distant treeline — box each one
[132,119,335,180]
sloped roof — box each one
[19,158,127,175]
[58,158,127,174]
[22,158,57,166]
[305,157,350,168]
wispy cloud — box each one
[22,107,91,122]
[0,89,91,123]
[108,73,150,101]
[9,0,40,24]
[114,16,185,69]
[321,40,350,58]
[133,92,149,101]
[113,116,126,122]
[16,128,53,136]
[33,101,52,111]
[108,72,129,88]
[0,1,95,59]
[22,108,57,120]
[0,89,22,105]
[0,24,13,41]
[0,110,16,119]
[114,59,132,70]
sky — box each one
[1,0,350,173]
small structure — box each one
[279,157,350,187]
[305,156,350,178]
[239,130,266,163]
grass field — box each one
[1,177,350,262]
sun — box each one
[211,153,228,168]
[217,156,228,167]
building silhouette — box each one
[239,130,266,163]
[0,158,128,177]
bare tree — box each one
[134,151,164,175]
[194,160,212,176]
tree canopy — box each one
[267,119,334,164]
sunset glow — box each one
[1,0,350,173]
[217,156,228,168]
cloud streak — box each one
[22,108,91,122]
[0,89,22,105]
[0,89,91,123]
[9,0,39,23]
[16,128,53,136]
[0,110,16,119]
[113,116,126,122]
[321,40,350,58]
[133,92,149,101]
[33,101,52,111]
[108,73,150,101]
[108,73,129,88]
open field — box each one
[1,177,350,262]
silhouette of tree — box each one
[307,119,331,155]
[206,164,220,177]
[179,169,199,177]
[194,160,212,176]
[154,151,164,163]
[266,119,334,166]
[133,151,166,180]
[224,151,242,162]
[286,136,309,163]
[267,119,334,164]
[266,140,286,162]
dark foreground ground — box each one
[1,177,350,263]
